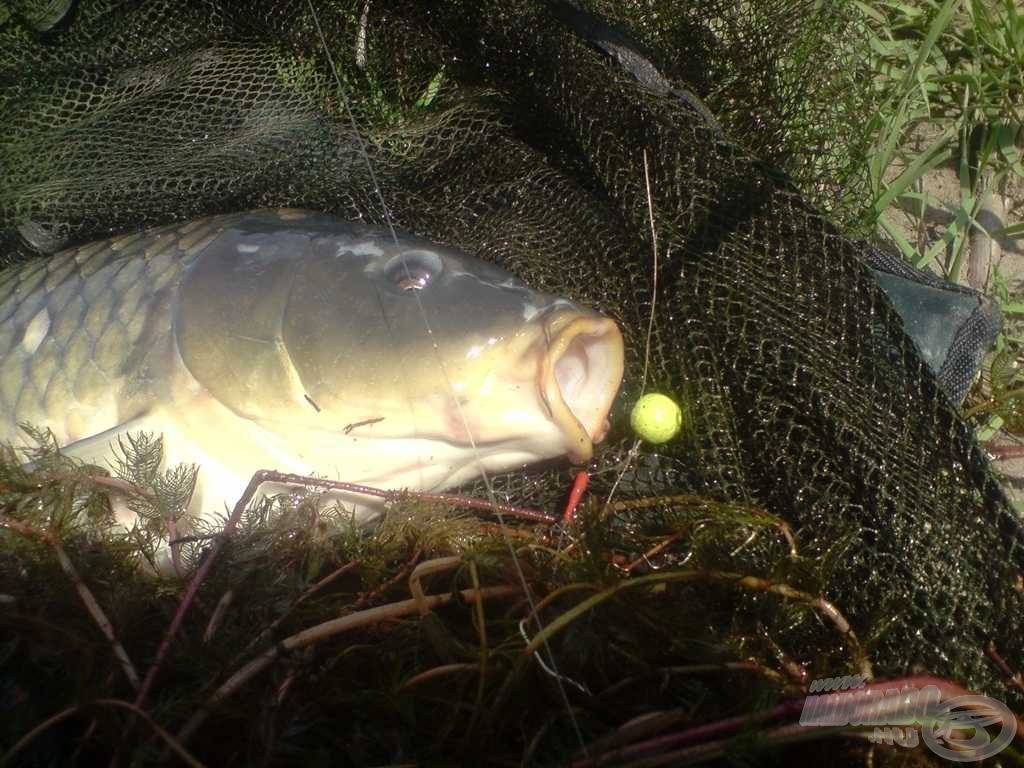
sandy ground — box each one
[882,158,1024,502]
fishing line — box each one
[305,1,589,752]
[602,148,660,512]
[638,148,659,398]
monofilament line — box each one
[639,147,659,398]
[305,1,588,754]
[602,148,661,512]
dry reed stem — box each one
[202,588,236,643]
[398,662,483,690]
[603,494,798,557]
[0,514,140,690]
[624,532,684,572]
[85,474,156,500]
[134,469,270,710]
[223,560,362,668]
[350,546,422,611]
[986,642,1024,695]
[177,583,522,744]
[18,471,155,502]
[523,568,871,681]
[409,555,462,615]
[1,698,205,768]
[760,624,810,686]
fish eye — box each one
[383,250,443,292]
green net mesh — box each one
[2,0,1022,749]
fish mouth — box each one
[538,311,625,463]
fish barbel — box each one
[0,209,624,529]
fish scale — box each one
[0,216,228,446]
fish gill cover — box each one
[0,0,1022,765]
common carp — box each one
[0,209,625,532]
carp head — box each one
[175,210,625,496]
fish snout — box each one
[538,309,625,463]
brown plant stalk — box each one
[0,514,140,690]
[177,583,522,744]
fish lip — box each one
[538,310,625,464]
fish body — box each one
[0,209,624,530]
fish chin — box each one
[346,436,559,492]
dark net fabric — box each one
[2,0,1022,704]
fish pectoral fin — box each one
[57,412,173,472]
[27,413,179,533]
